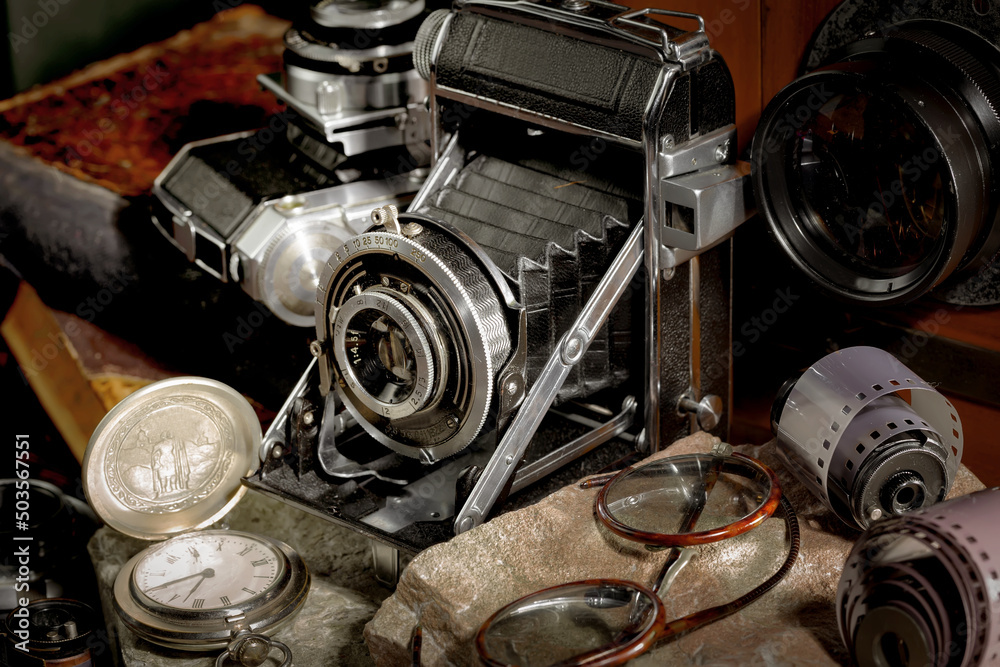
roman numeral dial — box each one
[132,531,284,611]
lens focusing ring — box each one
[317,217,511,461]
[332,289,438,419]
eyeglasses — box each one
[473,444,801,667]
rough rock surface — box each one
[88,490,389,666]
[364,432,986,666]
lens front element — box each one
[792,87,948,278]
[476,580,664,667]
[597,454,781,547]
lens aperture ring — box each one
[887,27,1000,150]
[318,222,510,460]
[332,288,437,419]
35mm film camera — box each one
[152,0,436,326]
[247,0,754,579]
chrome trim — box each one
[257,73,420,144]
[642,66,674,453]
[454,220,645,533]
[510,396,636,493]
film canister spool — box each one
[839,488,1000,666]
[771,346,963,528]
[2,599,96,666]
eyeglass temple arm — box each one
[656,495,801,644]
[650,447,727,594]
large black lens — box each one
[792,87,948,278]
[752,25,1000,304]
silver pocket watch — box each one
[83,378,310,666]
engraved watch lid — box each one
[82,377,262,541]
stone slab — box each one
[364,432,986,666]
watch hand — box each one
[183,577,205,602]
[146,568,214,592]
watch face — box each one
[114,529,309,650]
[132,531,285,611]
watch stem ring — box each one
[215,633,292,667]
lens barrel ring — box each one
[885,26,1000,150]
[283,33,416,72]
[332,287,438,420]
[316,219,511,461]
[752,17,1000,304]
[753,67,989,303]
[311,0,426,30]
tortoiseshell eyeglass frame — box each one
[474,451,800,667]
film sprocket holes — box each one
[838,488,1000,667]
[246,0,754,579]
[771,346,963,529]
[151,0,436,327]
[751,0,1000,306]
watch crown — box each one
[235,635,272,667]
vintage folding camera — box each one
[246,0,754,581]
[751,0,1000,306]
[151,0,436,326]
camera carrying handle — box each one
[608,8,709,67]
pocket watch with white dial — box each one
[83,378,310,666]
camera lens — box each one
[752,24,1000,304]
[321,219,511,461]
